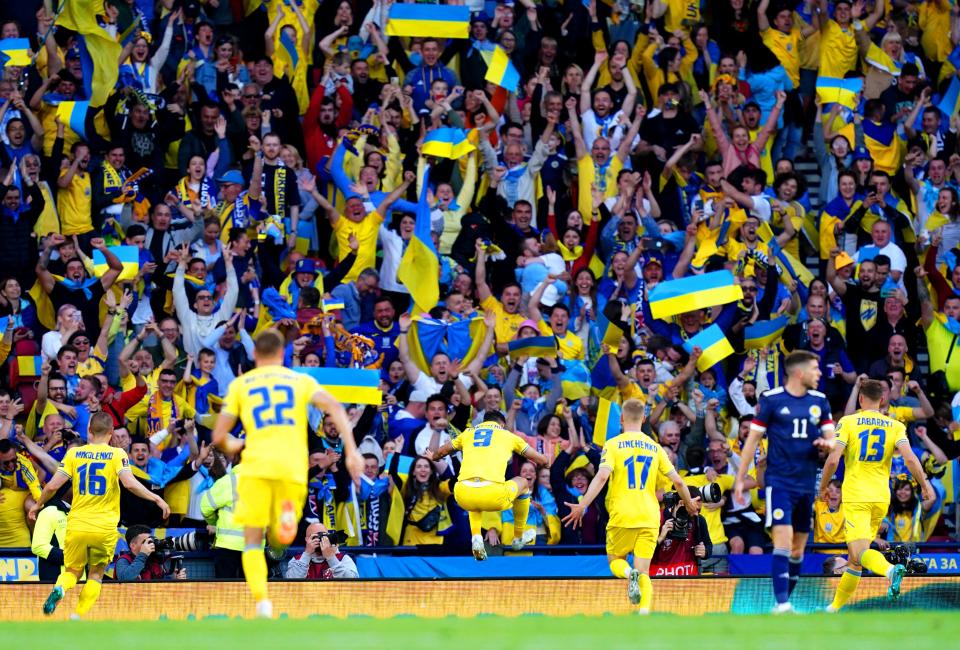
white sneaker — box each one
[512,528,537,551]
[637,608,650,616]
[771,602,794,615]
[69,613,81,621]
[825,605,838,614]
[255,600,273,619]
[471,534,487,561]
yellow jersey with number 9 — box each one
[222,366,324,485]
[453,422,530,482]
[57,444,130,533]
[600,431,675,529]
[835,410,908,503]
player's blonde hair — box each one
[89,411,114,439]
[254,328,286,358]
[621,398,645,428]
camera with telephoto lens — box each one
[313,530,348,546]
[663,486,703,540]
[152,530,211,554]
[883,544,928,574]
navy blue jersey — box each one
[751,387,834,493]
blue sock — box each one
[788,556,803,597]
[771,548,791,605]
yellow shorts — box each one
[234,475,308,530]
[606,526,658,560]
[63,527,118,571]
[454,480,520,512]
[843,502,887,543]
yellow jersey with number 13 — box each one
[600,431,675,529]
[453,422,529,482]
[835,409,908,502]
[221,366,324,485]
[57,444,130,533]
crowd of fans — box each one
[1,0,960,579]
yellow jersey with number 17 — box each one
[452,423,529,482]
[835,409,908,502]
[600,431,675,529]
[221,366,324,485]
[57,444,130,533]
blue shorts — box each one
[765,487,813,534]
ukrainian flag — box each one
[56,101,89,141]
[937,76,960,120]
[507,335,557,359]
[322,298,345,312]
[93,245,139,281]
[17,356,43,377]
[407,315,487,375]
[589,356,618,400]
[57,1,123,106]
[397,166,440,312]
[0,38,30,67]
[815,77,862,110]
[561,359,591,401]
[592,398,621,446]
[294,367,383,405]
[422,128,476,160]
[682,324,734,372]
[484,45,520,93]
[647,271,743,320]
[744,315,789,350]
[385,4,469,38]
[279,29,299,69]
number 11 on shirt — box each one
[624,455,652,490]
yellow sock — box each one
[609,558,632,579]
[512,495,530,536]
[468,511,483,536]
[829,568,861,610]
[860,549,893,578]
[241,546,269,602]
[55,571,78,592]
[75,579,102,615]
[639,573,653,610]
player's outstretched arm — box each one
[27,471,69,522]
[426,441,455,462]
[668,472,701,517]
[819,446,844,500]
[734,426,764,501]
[120,471,171,519]
[312,388,363,480]
[562,467,610,528]
[900,444,936,503]
[211,412,243,457]
[522,446,550,468]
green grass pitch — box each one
[3,611,956,649]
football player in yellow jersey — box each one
[28,412,170,618]
[563,399,699,612]
[426,411,550,561]
[212,329,363,618]
[819,379,933,611]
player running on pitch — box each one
[213,328,363,618]
[426,411,550,560]
[735,350,836,614]
[563,398,699,613]
[820,378,933,611]
[29,412,171,618]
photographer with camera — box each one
[285,523,358,579]
[115,525,188,581]
[651,486,713,576]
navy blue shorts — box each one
[765,487,813,534]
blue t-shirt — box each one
[752,386,834,493]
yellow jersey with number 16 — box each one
[57,444,130,533]
[221,366,324,485]
[600,431,675,529]
[835,409,908,502]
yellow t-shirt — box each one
[762,26,802,87]
[835,409,908,503]
[683,473,735,544]
[121,367,162,396]
[57,444,130,533]
[480,295,525,345]
[57,169,93,236]
[452,422,529,482]
[813,498,846,546]
[333,212,383,283]
[663,0,701,34]
[537,319,585,361]
[918,1,952,63]
[125,394,197,444]
[819,20,858,77]
[925,318,960,391]
[221,365,324,484]
[577,156,623,224]
[600,430,675,529]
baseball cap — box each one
[294,258,318,275]
[852,146,872,161]
[217,170,245,185]
[517,319,541,336]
